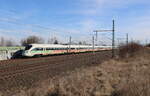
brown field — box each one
[0,48,150,96]
[0,51,111,94]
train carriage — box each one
[21,44,112,57]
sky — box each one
[0,0,150,44]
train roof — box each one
[29,44,67,48]
[27,44,112,48]
[29,44,90,48]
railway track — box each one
[0,55,76,78]
[0,51,112,91]
[0,51,111,77]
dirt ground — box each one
[0,51,112,92]
[0,49,149,96]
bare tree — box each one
[0,37,16,46]
[0,37,5,46]
[54,40,58,44]
[78,41,82,45]
[78,41,87,45]
[21,36,44,46]
[48,37,59,44]
[82,41,87,45]
[5,40,14,46]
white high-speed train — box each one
[21,44,112,57]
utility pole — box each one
[112,20,115,58]
[69,36,72,52]
[92,35,96,63]
[95,31,98,45]
[126,33,129,57]
[92,36,95,52]
[126,33,129,45]
[145,39,148,45]
[93,20,115,58]
[117,38,120,46]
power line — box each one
[93,20,116,58]
[0,19,61,32]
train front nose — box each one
[11,50,24,59]
[22,50,28,56]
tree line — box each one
[0,36,88,46]
[0,37,16,46]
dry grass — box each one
[7,67,113,96]
[102,52,150,96]
[1,49,150,96]
[118,42,144,58]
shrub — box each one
[118,42,143,58]
[111,72,150,96]
[146,43,150,47]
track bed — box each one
[0,51,111,91]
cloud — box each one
[62,9,97,15]
[85,0,149,8]
[77,0,150,16]
[75,0,150,42]
[112,10,150,43]
[0,0,150,44]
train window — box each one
[58,48,61,50]
[61,48,65,50]
[46,48,58,50]
[60,48,63,50]
[50,48,54,50]
[62,48,65,50]
[46,48,67,50]
[38,48,43,50]
[56,48,59,50]
[54,48,57,50]
[32,48,43,51]
[46,48,52,50]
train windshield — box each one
[25,45,32,50]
